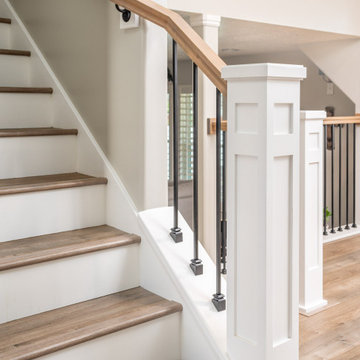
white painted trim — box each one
[299,110,327,316]
[300,111,327,120]
[299,299,328,316]
[189,14,221,28]
[222,63,307,80]
[323,226,360,243]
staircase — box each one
[0,14,182,360]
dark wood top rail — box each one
[111,0,227,95]
[324,116,360,125]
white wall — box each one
[168,0,360,37]
[10,0,168,211]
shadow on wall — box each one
[168,181,193,229]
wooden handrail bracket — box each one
[111,0,227,95]
[208,118,227,135]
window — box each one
[168,88,194,181]
[179,92,193,181]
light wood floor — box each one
[300,235,360,359]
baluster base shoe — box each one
[170,228,183,243]
[190,259,203,276]
[212,293,226,312]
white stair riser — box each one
[0,93,53,128]
[0,244,140,323]
[0,185,106,242]
[0,135,77,178]
[0,55,30,85]
[0,23,10,48]
[38,314,181,360]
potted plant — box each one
[324,207,332,233]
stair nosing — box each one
[0,49,31,57]
[0,225,141,271]
[0,128,78,137]
[0,17,11,24]
[0,173,108,196]
[0,87,53,94]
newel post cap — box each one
[300,110,327,120]
[221,63,307,81]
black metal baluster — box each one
[221,128,227,275]
[212,89,226,312]
[170,39,183,243]
[324,125,328,235]
[190,63,203,275]
[353,124,357,228]
[345,124,350,230]
[331,124,336,233]
[338,125,343,231]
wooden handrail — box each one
[324,115,360,125]
[208,115,360,134]
[111,0,227,95]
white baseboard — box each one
[299,299,328,316]
[323,225,360,243]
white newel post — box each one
[223,63,306,360]
[299,111,328,315]
[355,124,360,226]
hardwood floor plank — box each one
[0,128,77,137]
[300,235,360,359]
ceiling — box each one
[168,13,357,60]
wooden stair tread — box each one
[0,173,108,196]
[0,87,53,94]
[0,49,31,57]
[0,127,78,137]
[0,287,182,360]
[0,17,11,24]
[0,225,140,271]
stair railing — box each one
[111,0,227,311]
[322,115,360,235]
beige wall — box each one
[224,51,355,116]
[177,51,355,116]
[10,0,168,211]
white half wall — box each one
[139,207,227,360]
